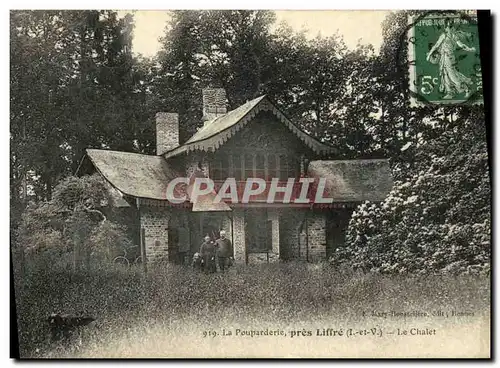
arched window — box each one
[255,153,266,179]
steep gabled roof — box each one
[186,96,267,145]
[163,95,336,158]
[307,159,393,203]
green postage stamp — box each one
[408,11,483,106]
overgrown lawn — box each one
[13,260,490,358]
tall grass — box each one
[13,257,490,358]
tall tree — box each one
[262,25,382,158]
[11,10,151,211]
[11,11,77,206]
[153,10,276,142]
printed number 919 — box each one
[420,75,438,95]
[203,330,218,338]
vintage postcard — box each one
[10,9,491,359]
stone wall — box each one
[232,208,246,263]
[279,209,327,262]
[139,206,170,262]
[306,212,327,262]
[138,202,328,264]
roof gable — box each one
[163,95,336,158]
[185,95,266,145]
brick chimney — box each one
[156,112,179,155]
[202,88,227,121]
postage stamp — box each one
[407,11,483,106]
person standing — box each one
[216,230,233,272]
[199,235,216,273]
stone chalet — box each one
[77,88,393,264]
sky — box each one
[117,10,391,57]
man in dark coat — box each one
[199,235,216,273]
[216,230,233,272]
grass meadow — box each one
[12,258,491,358]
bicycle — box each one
[113,245,142,266]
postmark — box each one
[407,11,483,106]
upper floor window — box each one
[255,154,266,179]
[210,155,229,181]
[245,154,254,179]
[233,154,242,180]
[210,152,300,181]
[278,154,298,181]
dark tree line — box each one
[11,11,153,217]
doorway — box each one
[168,212,190,264]
[188,212,231,255]
[244,209,272,254]
[325,209,353,258]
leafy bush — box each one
[16,174,132,269]
[332,112,491,275]
[88,221,133,261]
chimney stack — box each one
[202,88,227,121]
[156,112,179,155]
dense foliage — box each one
[10,10,153,219]
[333,106,490,275]
[16,174,131,270]
[328,11,491,275]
